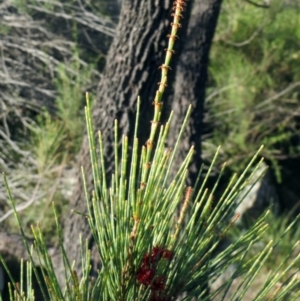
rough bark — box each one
[0,231,61,269]
[59,0,223,286]
[0,232,30,260]
[61,0,182,280]
[167,0,223,184]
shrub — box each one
[1,0,299,300]
[204,0,300,181]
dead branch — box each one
[0,0,115,223]
[243,0,270,8]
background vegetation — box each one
[204,0,300,184]
[0,0,119,239]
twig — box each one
[243,0,270,8]
[255,81,300,109]
[0,178,43,223]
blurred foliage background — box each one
[204,0,300,184]
[0,0,119,239]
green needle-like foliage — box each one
[1,0,300,300]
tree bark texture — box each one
[0,233,30,261]
[59,0,223,286]
[62,0,182,280]
[167,0,223,184]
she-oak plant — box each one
[1,0,300,300]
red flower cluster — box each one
[137,246,173,300]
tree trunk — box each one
[61,0,187,281]
[167,0,223,184]
[60,0,223,287]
